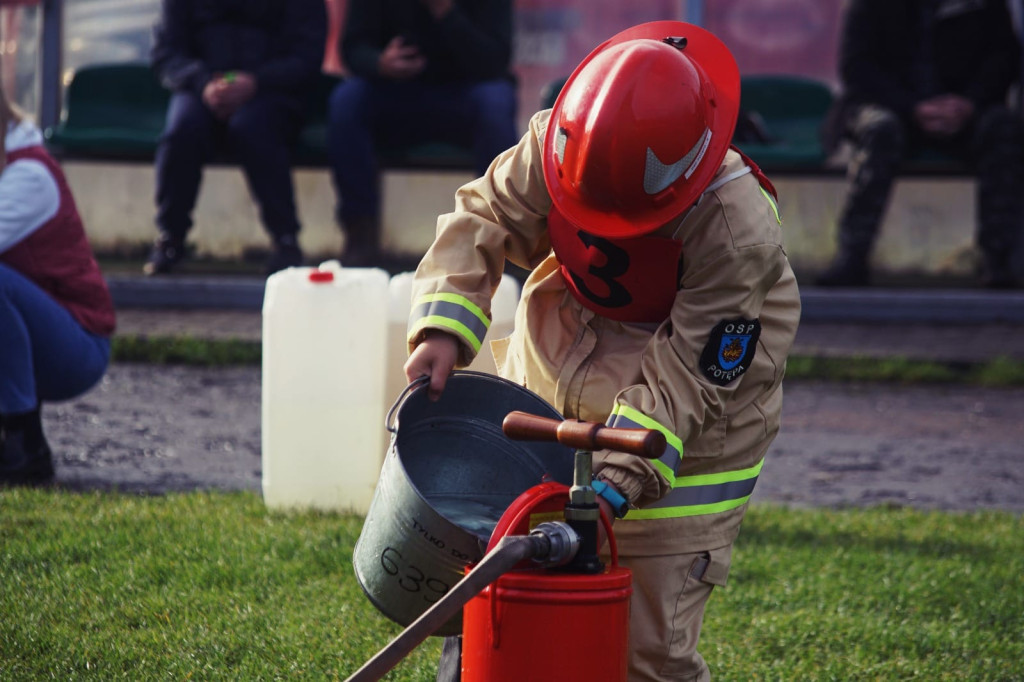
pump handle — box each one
[503,411,666,459]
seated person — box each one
[327,0,519,266]
[818,0,1024,288]
[0,84,115,485]
[146,0,327,277]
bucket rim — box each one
[386,370,564,433]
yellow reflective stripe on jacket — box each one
[408,293,490,353]
[607,403,683,481]
[760,186,781,224]
[624,459,764,520]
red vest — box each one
[0,146,116,336]
[549,147,777,324]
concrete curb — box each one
[107,275,1024,324]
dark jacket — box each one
[341,0,513,83]
[152,0,327,100]
[838,0,1020,120]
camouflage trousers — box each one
[836,104,1024,271]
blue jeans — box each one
[0,264,110,414]
[326,76,518,226]
[155,91,304,243]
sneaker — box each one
[981,270,1020,290]
[340,245,383,268]
[265,239,304,276]
[143,236,186,276]
[980,257,1021,289]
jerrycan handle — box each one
[502,411,667,459]
[385,375,430,433]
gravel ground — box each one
[40,363,1024,513]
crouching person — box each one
[0,78,115,485]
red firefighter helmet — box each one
[543,21,740,239]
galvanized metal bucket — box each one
[352,371,574,636]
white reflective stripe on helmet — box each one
[554,127,568,165]
[643,127,712,195]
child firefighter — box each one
[404,21,801,681]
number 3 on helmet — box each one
[543,21,741,239]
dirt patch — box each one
[40,364,1024,513]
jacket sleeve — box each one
[252,0,328,94]
[0,158,60,254]
[838,0,919,118]
[426,0,513,80]
[340,0,385,79]
[407,112,551,365]
[151,0,211,96]
[593,178,790,509]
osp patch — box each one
[699,318,761,386]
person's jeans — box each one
[154,91,304,243]
[326,76,518,227]
[0,264,110,414]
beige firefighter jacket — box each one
[409,109,801,556]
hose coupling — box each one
[529,521,581,567]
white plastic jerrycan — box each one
[261,261,390,513]
[385,272,521,409]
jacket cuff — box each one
[591,464,644,508]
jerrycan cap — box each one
[310,259,343,283]
[308,270,334,283]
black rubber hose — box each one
[344,534,548,682]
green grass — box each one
[0,490,440,680]
[111,334,1024,387]
[1,490,1021,680]
[112,335,261,366]
[784,354,1024,386]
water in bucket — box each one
[427,495,510,542]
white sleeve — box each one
[0,159,61,254]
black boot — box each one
[816,251,870,287]
[981,253,1020,289]
[341,216,383,268]
[143,233,187,276]
[0,408,55,486]
[265,234,304,276]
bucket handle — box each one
[385,375,430,433]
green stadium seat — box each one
[734,74,835,172]
[43,62,169,160]
[44,62,476,172]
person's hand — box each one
[202,78,229,119]
[202,72,257,120]
[216,71,257,116]
[914,94,974,137]
[378,36,427,80]
[404,330,460,401]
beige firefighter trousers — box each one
[614,545,732,681]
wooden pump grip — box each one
[502,411,667,459]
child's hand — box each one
[404,330,460,401]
